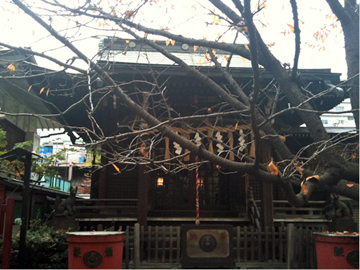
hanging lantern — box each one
[157,177,164,187]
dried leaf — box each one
[241,57,246,62]
[224,56,229,62]
[171,40,175,46]
[166,39,171,46]
[28,85,33,92]
[306,175,320,181]
[244,44,250,50]
[194,45,199,52]
[293,163,304,176]
[125,10,133,17]
[39,87,45,94]
[301,181,308,195]
[112,163,121,173]
[140,144,149,158]
[46,88,50,96]
[126,40,130,43]
[216,165,221,170]
[269,42,275,47]
[266,160,278,176]
[347,184,354,187]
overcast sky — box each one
[0,0,351,142]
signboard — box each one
[181,224,234,268]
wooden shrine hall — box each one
[21,39,346,228]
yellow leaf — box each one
[306,175,320,181]
[202,36,207,40]
[287,24,294,33]
[224,56,229,61]
[28,85,33,92]
[46,88,50,96]
[266,160,278,175]
[347,184,354,187]
[112,163,121,173]
[7,64,15,71]
[126,40,130,43]
[39,87,45,94]
[222,40,227,43]
[244,44,249,50]
[301,181,308,195]
[235,123,238,130]
[171,40,175,46]
[194,45,199,52]
[166,39,170,46]
[241,57,246,62]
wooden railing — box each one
[75,199,137,218]
[80,222,328,269]
[255,200,329,221]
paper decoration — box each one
[194,132,202,146]
[173,132,182,155]
[238,129,246,152]
[215,131,224,152]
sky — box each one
[0,0,351,143]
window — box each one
[322,120,328,125]
[339,120,344,124]
[335,106,344,111]
[348,116,354,120]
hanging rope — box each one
[195,155,200,225]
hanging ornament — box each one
[194,132,202,146]
[215,131,224,152]
[173,132,182,155]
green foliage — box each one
[0,126,7,156]
[9,219,70,268]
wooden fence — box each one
[80,222,327,269]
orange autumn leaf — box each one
[266,160,278,175]
[301,181,308,195]
[346,184,354,187]
[46,88,50,96]
[293,163,304,176]
[39,87,45,94]
[28,85,33,92]
[140,144,149,158]
[112,163,121,173]
[166,39,170,46]
[287,24,294,33]
[194,45,199,52]
[269,42,275,47]
[244,44,250,50]
[216,165,221,170]
[224,56,229,62]
[125,10,133,17]
[171,40,175,46]
[306,175,320,181]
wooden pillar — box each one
[261,182,274,228]
[18,153,31,268]
[260,140,273,229]
[137,165,149,227]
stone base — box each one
[47,218,80,231]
